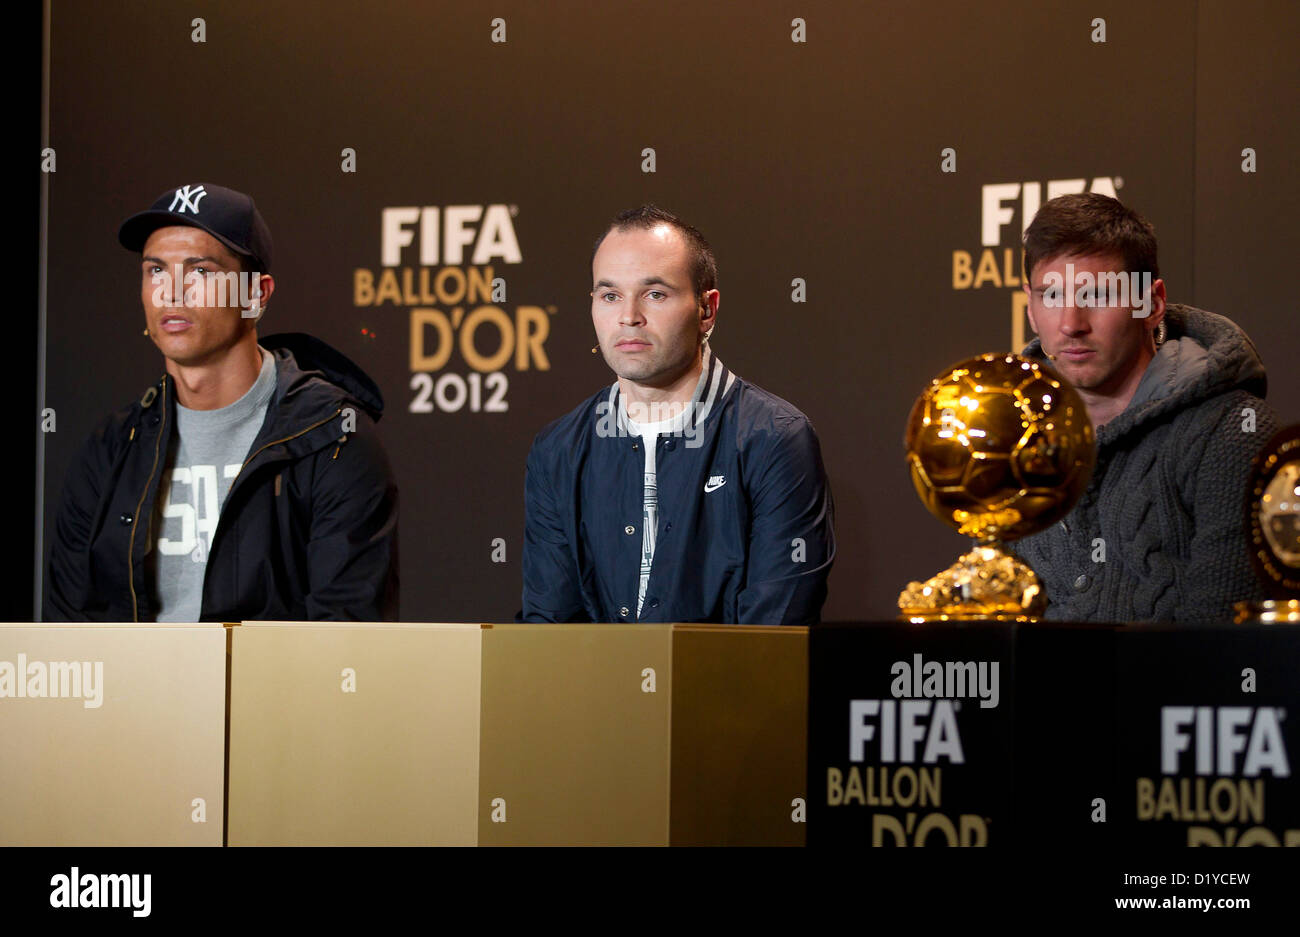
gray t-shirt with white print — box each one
[151,348,276,621]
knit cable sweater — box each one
[1011,304,1280,623]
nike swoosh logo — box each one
[704,479,726,493]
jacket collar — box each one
[148,334,383,466]
[607,345,737,435]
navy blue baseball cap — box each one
[118,183,273,273]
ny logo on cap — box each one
[168,184,208,214]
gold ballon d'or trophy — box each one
[899,353,1096,622]
[1234,425,1300,624]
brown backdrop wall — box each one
[38,0,1300,621]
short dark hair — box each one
[1023,193,1159,285]
[592,204,718,297]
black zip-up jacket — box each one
[44,333,399,622]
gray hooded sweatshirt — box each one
[1011,304,1280,623]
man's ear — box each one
[254,273,275,307]
[1148,277,1166,323]
[244,273,275,320]
[699,288,719,334]
[1022,282,1039,334]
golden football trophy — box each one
[898,353,1096,621]
[1234,425,1300,624]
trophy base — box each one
[898,544,1046,622]
[899,611,1036,624]
[1233,599,1300,624]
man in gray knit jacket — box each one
[1013,193,1280,623]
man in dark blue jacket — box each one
[45,183,398,622]
[520,206,834,624]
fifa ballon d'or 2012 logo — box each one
[353,204,557,415]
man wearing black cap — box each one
[45,183,399,621]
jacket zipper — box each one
[128,382,168,622]
[198,407,345,608]
[231,407,343,484]
[128,388,342,622]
